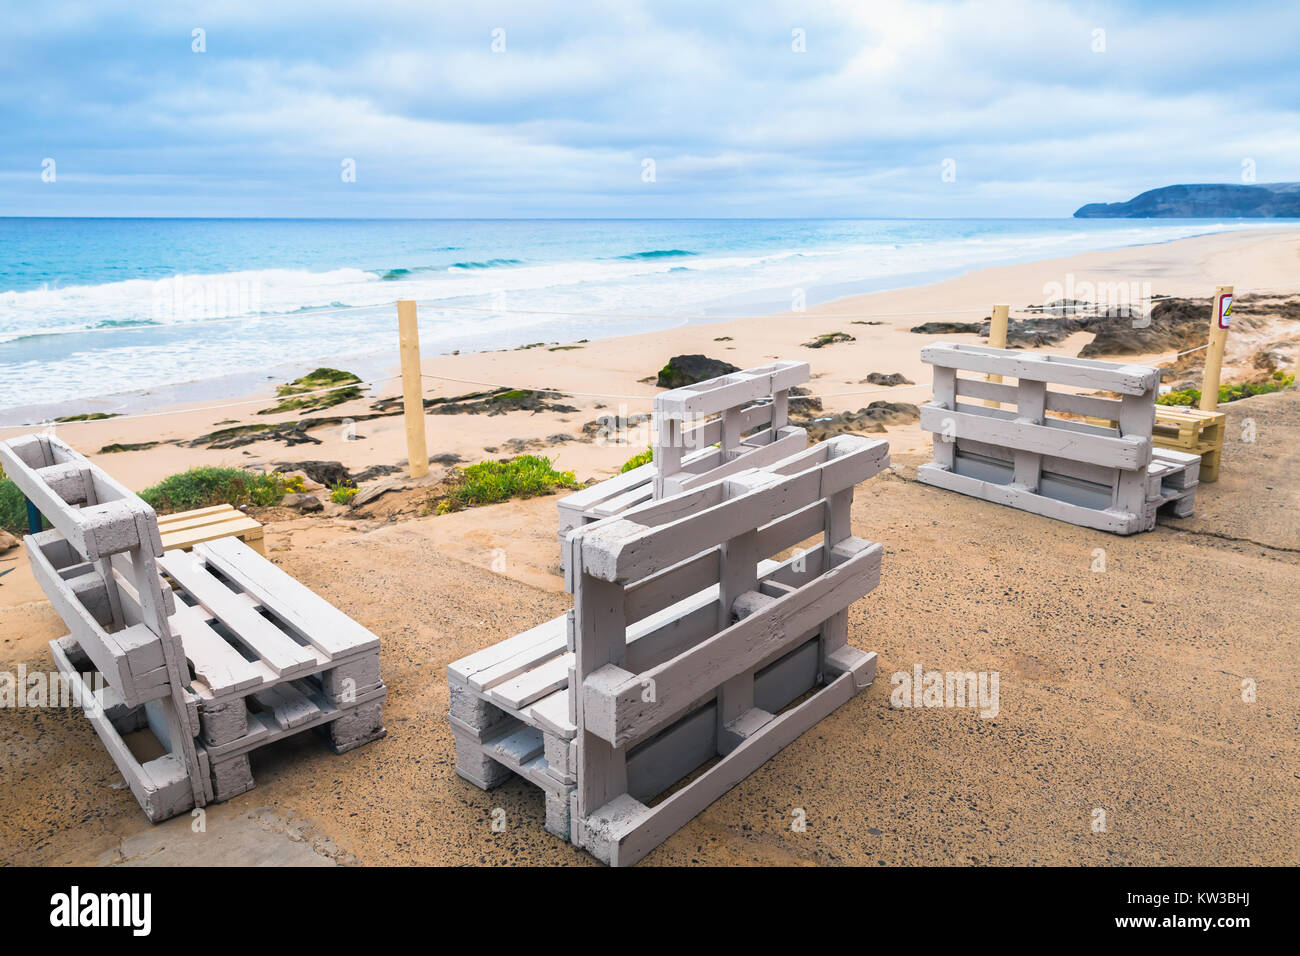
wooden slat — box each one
[159,517,263,551]
[449,613,568,689]
[490,655,572,710]
[168,599,264,696]
[157,504,240,527]
[922,342,1160,394]
[193,537,375,658]
[252,681,321,730]
[919,404,1146,471]
[916,462,1142,533]
[159,550,317,677]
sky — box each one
[2,0,1298,218]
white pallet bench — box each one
[916,343,1198,534]
[557,361,811,545]
[2,434,210,819]
[0,434,386,821]
[452,433,889,864]
[155,537,386,801]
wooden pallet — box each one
[0,434,385,821]
[918,343,1166,535]
[1145,448,1200,522]
[154,536,385,800]
[1153,406,1225,482]
[157,504,265,554]
[454,433,889,865]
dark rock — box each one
[862,372,915,387]
[788,385,823,415]
[352,463,405,483]
[803,332,855,349]
[910,321,984,335]
[581,413,652,442]
[274,460,352,488]
[656,355,740,388]
[196,422,323,449]
[794,401,919,441]
[281,493,323,512]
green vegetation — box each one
[99,440,161,454]
[1,463,28,535]
[259,367,362,415]
[330,483,359,505]
[1157,371,1294,407]
[491,389,534,402]
[548,345,584,351]
[140,467,288,513]
[803,331,855,349]
[621,448,653,472]
[53,412,119,423]
[435,455,579,515]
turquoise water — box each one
[0,217,1290,415]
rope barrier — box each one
[8,298,1117,341]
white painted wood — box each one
[923,342,1160,394]
[919,405,1146,471]
[195,537,378,658]
[159,550,317,677]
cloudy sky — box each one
[3,0,1297,218]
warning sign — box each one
[1217,292,1233,330]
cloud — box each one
[1,0,1297,216]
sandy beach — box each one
[2,228,1298,866]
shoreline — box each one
[5,221,1299,426]
[3,227,1298,493]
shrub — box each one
[1157,370,1295,406]
[259,368,362,414]
[0,463,29,535]
[330,483,359,504]
[435,455,579,515]
[620,448,653,473]
[140,467,286,513]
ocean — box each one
[0,217,1289,420]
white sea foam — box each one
[0,219,1286,412]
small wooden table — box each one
[1153,406,1226,482]
[157,504,265,554]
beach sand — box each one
[1,228,1298,866]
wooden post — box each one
[1198,286,1233,412]
[985,304,1010,407]
[397,300,429,478]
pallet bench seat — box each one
[557,361,811,547]
[451,433,890,864]
[0,434,385,821]
[916,343,1198,534]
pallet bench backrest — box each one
[556,360,811,539]
[919,343,1161,530]
[565,433,888,863]
[0,433,207,807]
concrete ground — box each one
[1,390,1297,866]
